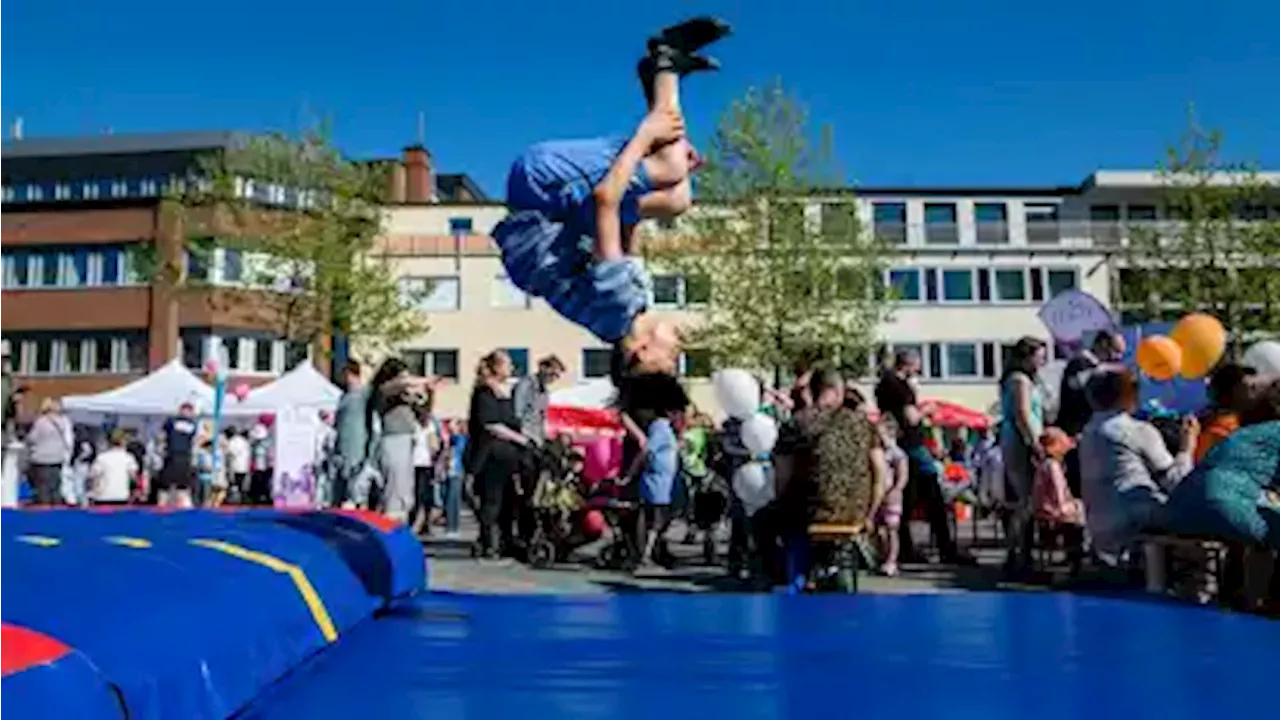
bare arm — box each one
[1011,376,1038,447]
[867,446,888,521]
[591,135,653,262]
[486,423,529,446]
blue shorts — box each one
[505,137,655,228]
[492,210,650,343]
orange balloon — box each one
[1169,313,1226,380]
[1137,335,1182,381]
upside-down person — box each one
[490,17,731,386]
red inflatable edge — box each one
[1,624,72,677]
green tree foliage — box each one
[170,128,425,359]
[648,81,892,382]
[1120,117,1280,347]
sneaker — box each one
[648,16,732,55]
[637,50,720,101]
[881,562,899,577]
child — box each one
[195,438,217,507]
[490,18,731,383]
[875,416,910,577]
[1032,427,1085,526]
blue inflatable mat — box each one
[1,508,425,720]
[241,592,1280,720]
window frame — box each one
[885,267,923,303]
[938,268,977,303]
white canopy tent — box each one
[236,363,342,415]
[62,360,217,422]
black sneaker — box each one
[649,16,732,55]
[637,49,720,101]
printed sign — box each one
[1038,290,1115,344]
[272,407,319,508]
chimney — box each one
[402,145,435,204]
[387,162,407,203]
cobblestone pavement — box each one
[423,512,1039,595]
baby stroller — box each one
[524,443,594,568]
[582,477,643,570]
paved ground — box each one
[424,511,1045,595]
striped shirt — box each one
[493,210,650,343]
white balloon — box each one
[740,412,779,456]
[1242,340,1280,375]
[732,461,775,516]
[713,369,761,420]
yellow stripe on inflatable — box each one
[16,535,61,547]
[188,538,338,643]
[104,536,153,549]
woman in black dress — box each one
[466,350,533,558]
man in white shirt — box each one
[89,430,139,505]
[225,428,252,503]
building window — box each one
[974,203,1008,244]
[945,343,979,378]
[400,276,461,312]
[941,269,974,302]
[403,349,459,380]
[820,203,857,239]
[976,268,992,302]
[1126,205,1157,222]
[491,274,530,309]
[504,348,530,377]
[1045,268,1078,298]
[680,349,713,378]
[223,249,244,284]
[250,339,273,373]
[651,274,709,307]
[1090,205,1122,245]
[924,268,940,302]
[448,217,473,235]
[181,332,209,370]
[927,344,944,379]
[872,203,907,244]
[887,268,921,302]
[582,349,613,379]
[284,340,310,370]
[652,275,682,306]
[924,203,959,244]
[993,269,1027,302]
[185,249,212,283]
[980,343,998,378]
[1024,203,1061,244]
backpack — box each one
[810,407,877,526]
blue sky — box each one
[4,0,1277,196]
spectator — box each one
[467,351,534,559]
[874,416,909,576]
[88,430,138,506]
[1196,362,1258,462]
[1058,330,1127,497]
[632,374,690,568]
[247,418,275,506]
[157,402,199,508]
[410,405,438,537]
[512,355,564,538]
[776,366,882,589]
[444,419,467,538]
[998,336,1049,575]
[225,428,251,504]
[875,350,973,565]
[366,357,435,522]
[1079,369,1199,558]
[25,398,72,505]
[333,361,375,508]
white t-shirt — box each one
[226,436,251,475]
[412,423,432,468]
[90,448,138,502]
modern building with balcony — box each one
[380,168,1278,417]
[1,132,483,419]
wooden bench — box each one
[805,523,867,594]
[1140,534,1278,612]
[1138,533,1229,603]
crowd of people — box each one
[4,331,1278,600]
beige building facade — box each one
[377,170,1279,419]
